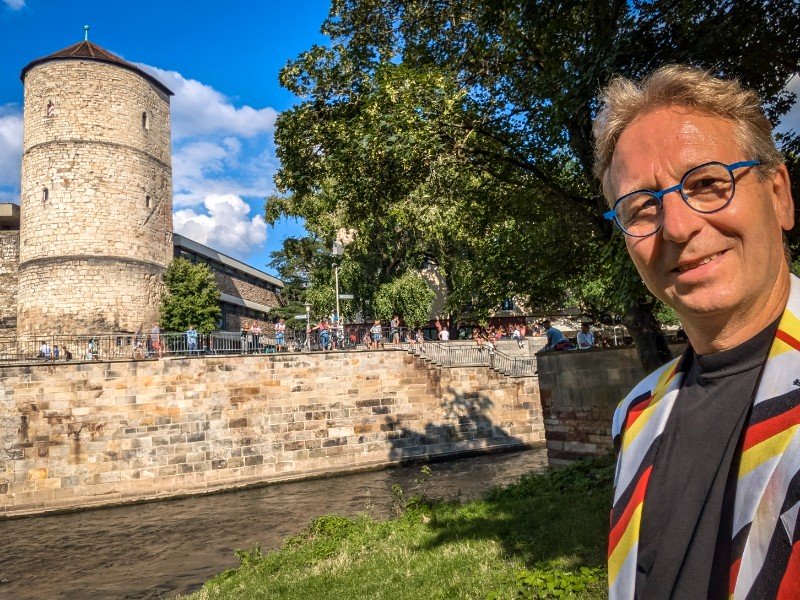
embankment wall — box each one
[537,344,686,464]
[0,350,542,517]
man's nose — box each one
[659,192,706,243]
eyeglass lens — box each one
[616,163,734,236]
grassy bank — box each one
[185,455,613,599]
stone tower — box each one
[18,40,174,335]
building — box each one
[173,234,282,330]
[0,39,282,337]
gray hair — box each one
[592,65,783,202]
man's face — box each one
[609,106,794,324]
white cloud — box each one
[2,0,26,10]
[174,194,267,258]
[137,64,277,140]
[0,103,23,201]
[136,63,279,259]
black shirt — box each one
[635,318,779,599]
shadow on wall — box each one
[384,386,525,465]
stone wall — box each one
[0,231,19,332]
[0,350,542,517]
[18,59,172,336]
[16,258,163,334]
[537,345,685,465]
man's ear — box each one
[771,164,795,232]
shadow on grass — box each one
[417,455,613,570]
[378,364,611,570]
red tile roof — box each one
[20,41,174,96]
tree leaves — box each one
[160,258,222,333]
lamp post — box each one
[332,242,344,342]
[304,301,312,351]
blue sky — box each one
[2,1,799,280]
[0,0,333,275]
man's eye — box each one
[686,177,726,191]
[620,195,659,226]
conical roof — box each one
[21,40,173,96]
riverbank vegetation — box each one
[185,455,613,599]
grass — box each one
[183,455,613,600]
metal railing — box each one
[411,341,537,377]
[0,331,286,364]
[0,326,414,364]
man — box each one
[186,324,198,355]
[438,326,450,341]
[541,320,571,351]
[576,322,595,350]
[594,65,797,599]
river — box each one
[0,447,548,599]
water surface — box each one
[0,447,548,599]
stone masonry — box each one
[0,350,543,517]
[18,54,173,335]
[0,230,19,332]
[537,344,685,464]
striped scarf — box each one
[608,275,800,599]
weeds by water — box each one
[185,455,613,599]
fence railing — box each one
[411,341,537,377]
[0,326,418,364]
[0,331,287,364]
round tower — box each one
[18,40,174,335]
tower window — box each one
[46,100,55,117]
[146,195,152,208]
[142,111,149,130]
[42,188,49,202]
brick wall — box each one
[0,350,543,517]
[0,231,19,331]
[537,345,686,465]
[213,271,281,310]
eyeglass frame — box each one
[603,160,761,237]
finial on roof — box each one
[84,25,89,41]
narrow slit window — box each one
[46,100,55,117]
[146,195,152,208]
[42,187,49,202]
[142,111,149,130]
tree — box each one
[270,0,800,370]
[373,270,436,328]
[160,258,222,332]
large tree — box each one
[269,0,800,369]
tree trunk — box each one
[622,299,673,373]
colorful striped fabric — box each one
[608,275,800,599]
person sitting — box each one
[577,322,595,350]
[541,320,574,351]
[511,324,525,348]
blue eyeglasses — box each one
[603,160,760,237]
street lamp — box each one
[304,301,312,351]
[332,241,344,346]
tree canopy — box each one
[268,0,800,369]
[373,270,436,328]
[160,258,222,332]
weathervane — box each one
[84,25,89,41]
